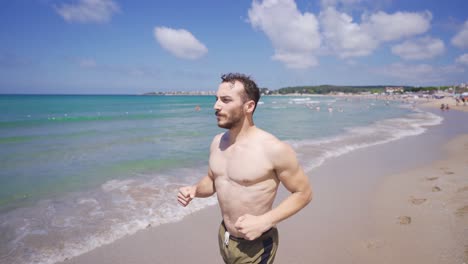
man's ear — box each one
[244,100,256,114]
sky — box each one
[1,0,468,94]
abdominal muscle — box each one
[215,176,279,238]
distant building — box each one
[260,88,272,95]
[385,86,404,94]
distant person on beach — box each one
[178,73,313,264]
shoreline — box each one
[60,107,468,264]
[333,93,468,112]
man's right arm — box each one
[177,134,220,207]
[177,169,215,207]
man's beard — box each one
[216,111,242,129]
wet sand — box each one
[60,108,468,264]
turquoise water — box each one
[0,95,215,208]
[0,95,442,264]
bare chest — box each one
[209,145,274,185]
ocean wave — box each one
[288,98,320,105]
[289,110,442,172]
[0,169,217,264]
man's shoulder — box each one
[255,129,292,155]
[211,132,226,144]
[259,133,298,171]
[209,132,227,149]
[212,132,225,142]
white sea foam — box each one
[289,98,313,104]
[290,110,443,172]
[288,97,335,105]
[101,179,135,192]
[271,106,287,109]
[0,170,217,264]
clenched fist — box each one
[177,186,196,207]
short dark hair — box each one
[221,73,260,113]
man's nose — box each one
[213,100,221,110]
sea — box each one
[0,94,442,264]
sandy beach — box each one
[60,106,468,264]
[361,134,468,264]
[420,96,468,112]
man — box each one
[178,73,312,264]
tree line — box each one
[264,85,454,95]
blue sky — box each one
[1,0,467,94]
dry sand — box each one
[60,109,468,264]
[420,96,468,112]
[334,93,468,113]
[355,134,468,264]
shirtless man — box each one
[178,73,312,263]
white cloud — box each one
[321,0,365,8]
[381,63,435,81]
[319,7,377,58]
[248,0,321,69]
[318,7,431,59]
[55,0,119,23]
[154,27,208,60]
[451,20,468,49]
[247,0,433,66]
[272,51,318,69]
[362,11,432,42]
[456,53,468,65]
[439,64,465,74]
[391,36,445,60]
[376,62,464,84]
[78,58,97,68]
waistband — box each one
[221,220,274,241]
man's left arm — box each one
[235,141,313,240]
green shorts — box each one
[218,221,279,264]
